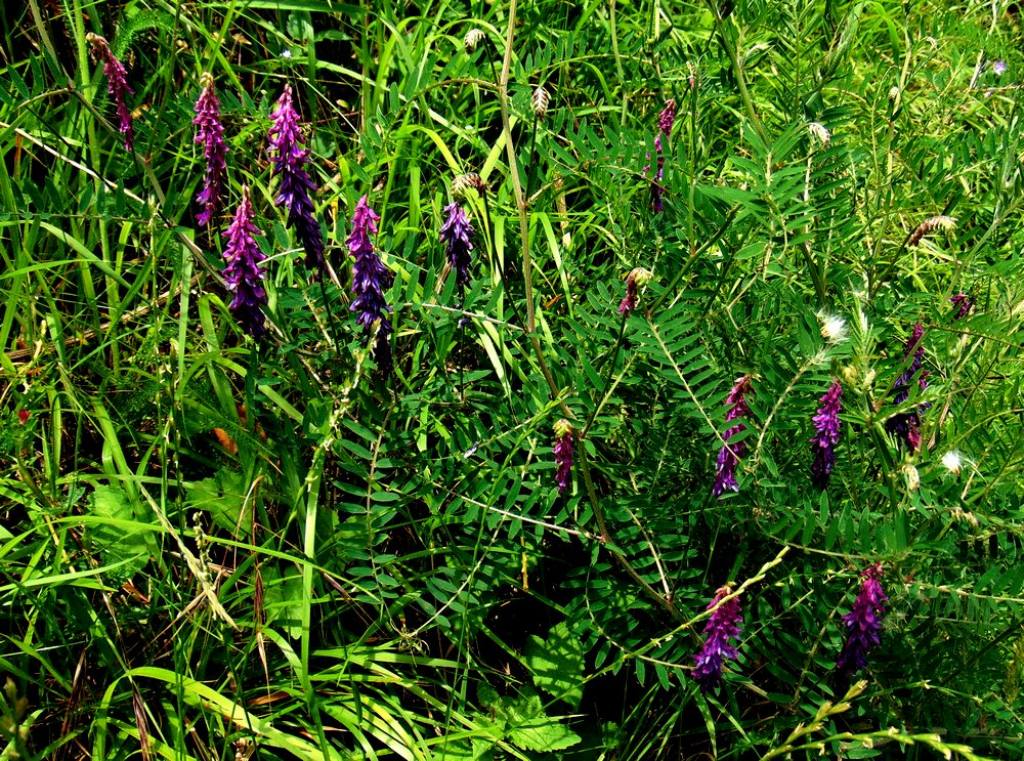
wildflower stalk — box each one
[497,0,680,622]
[760,680,869,760]
[705,0,766,142]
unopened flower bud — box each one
[464,28,486,53]
[531,86,550,118]
[452,172,486,199]
[808,121,831,147]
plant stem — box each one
[496,0,679,621]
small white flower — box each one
[941,450,963,475]
[808,122,831,147]
[817,311,848,344]
[281,49,292,59]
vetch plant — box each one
[887,323,927,451]
[347,195,393,372]
[810,381,843,489]
[268,84,324,274]
[618,267,652,315]
[440,202,474,290]
[193,73,227,227]
[837,564,888,676]
[713,376,753,496]
[692,586,742,691]
[221,186,268,338]
[85,33,134,151]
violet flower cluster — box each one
[617,267,652,315]
[86,34,134,152]
[692,586,742,691]
[810,381,843,489]
[553,419,574,493]
[950,293,973,319]
[644,99,676,212]
[268,85,324,273]
[347,195,393,370]
[712,376,752,497]
[193,73,228,227]
[440,202,474,289]
[221,186,268,338]
[886,323,926,451]
[837,563,888,675]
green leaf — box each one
[503,691,581,753]
[87,485,152,581]
[524,620,585,708]
[185,469,252,535]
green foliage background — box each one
[1,0,1024,758]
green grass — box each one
[2,0,1024,758]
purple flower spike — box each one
[347,195,393,371]
[440,202,474,288]
[553,419,574,493]
[950,293,973,319]
[886,323,927,451]
[692,586,742,691]
[811,381,843,489]
[86,34,134,152]
[644,101,675,213]
[268,85,324,274]
[221,186,268,338]
[837,563,888,675]
[658,98,677,136]
[993,60,1007,76]
[193,73,228,227]
[713,376,752,497]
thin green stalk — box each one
[497,0,678,621]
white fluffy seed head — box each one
[941,451,963,475]
[817,311,848,344]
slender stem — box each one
[317,277,346,351]
[496,0,678,620]
[708,2,766,142]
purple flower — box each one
[644,100,675,213]
[617,268,652,315]
[692,586,742,691]
[993,59,1007,76]
[712,376,752,497]
[950,293,973,319]
[811,381,843,489]
[837,563,888,675]
[268,85,324,273]
[619,278,638,315]
[221,186,268,338]
[193,73,228,227]
[347,195,393,370]
[886,323,926,451]
[440,202,474,288]
[86,34,134,152]
[553,419,574,493]
[658,99,677,136]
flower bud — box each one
[531,86,550,118]
[463,28,486,52]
